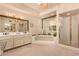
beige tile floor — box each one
[3,41,79,56]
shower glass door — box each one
[59,14,79,48]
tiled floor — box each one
[3,41,79,56]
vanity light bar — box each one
[0,15,28,21]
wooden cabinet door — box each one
[0,39,7,50]
[13,36,24,47]
[24,35,32,44]
[0,38,13,50]
[5,39,14,50]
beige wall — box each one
[58,3,79,14]
[41,4,79,16]
[29,17,42,34]
[0,5,28,18]
[0,5,42,34]
[1,4,79,35]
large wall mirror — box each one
[0,15,29,33]
[42,15,57,37]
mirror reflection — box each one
[42,17,57,37]
[0,15,29,33]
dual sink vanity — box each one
[0,15,32,52]
[0,32,32,50]
[0,14,32,55]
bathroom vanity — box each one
[0,33,32,50]
[0,14,32,51]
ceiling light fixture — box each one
[38,3,48,9]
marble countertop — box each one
[0,32,32,40]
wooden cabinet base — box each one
[4,43,32,52]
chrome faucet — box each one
[3,32,8,35]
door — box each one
[59,16,70,46]
[59,14,79,48]
[72,15,78,48]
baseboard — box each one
[4,43,32,52]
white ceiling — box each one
[0,3,61,17]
